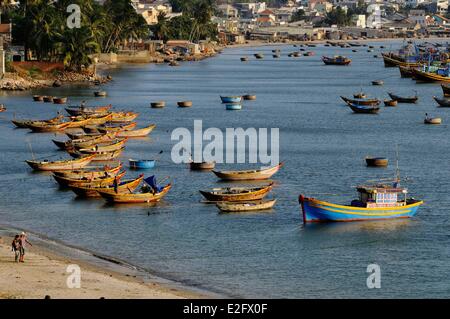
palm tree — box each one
[151,12,170,41]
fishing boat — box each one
[189,161,216,170]
[25,155,95,171]
[53,171,126,188]
[115,124,156,138]
[433,96,450,107]
[220,96,242,104]
[129,159,156,169]
[53,133,117,150]
[26,121,72,132]
[371,80,384,86]
[226,103,242,110]
[424,115,442,124]
[381,52,420,68]
[412,64,450,83]
[388,92,419,103]
[43,96,54,103]
[365,157,388,167]
[240,57,249,62]
[69,148,124,161]
[12,115,64,129]
[74,138,128,152]
[109,112,139,123]
[151,101,165,108]
[441,83,450,96]
[0,105,6,112]
[273,54,280,58]
[254,53,264,59]
[98,176,171,204]
[64,117,93,129]
[212,163,283,181]
[216,199,277,213]
[384,99,398,107]
[83,113,113,126]
[347,103,380,114]
[69,175,144,198]
[303,52,314,56]
[340,96,380,106]
[53,97,68,104]
[93,122,137,133]
[322,56,351,65]
[65,105,112,116]
[94,91,107,97]
[199,183,273,202]
[299,183,423,223]
[243,94,256,101]
[33,95,44,102]
[177,101,193,108]
[53,162,123,179]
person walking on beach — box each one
[11,235,21,263]
[19,232,32,263]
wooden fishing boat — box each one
[441,83,450,97]
[33,95,44,102]
[199,184,273,202]
[424,116,442,124]
[43,96,54,103]
[177,101,193,108]
[65,117,93,129]
[216,199,277,213]
[226,103,242,110]
[212,163,283,181]
[26,121,72,132]
[99,184,172,204]
[412,68,450,83]
[53,171,126,188]
[240,57,249,62]
[115,124,156,138]
[398,66,415,78]
[381,53,420,68]
[340,96,380,106]
[365,157,388,167]
[151,101,165,108]
[12,115,64,129]
[299,184,423,223]
[371,80,384,86]
[220,96,242,104]
[109,112,139,123]
[94,122,137,133]
[254,53,264,59]
[384,99,398,107]
[66,131,104,140]
[53,97,68,104]
[433,96,450,107]
[69,148,124,161]
[69,175,144,198]
[94,91,107,97]
[273,54,280,58]
[53,162,123,179]
[84,113,113,126]
[388,93,418,103]
[322,56,351,65]
[53,133,117,150]
[189,161,216,170]
[129,159,156,169]
[75,139,128,152]
[25,155,95,171]
[348,103,380,114]
[65,105,112,116]
[242,94,256,101]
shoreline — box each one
[0,224,222,299]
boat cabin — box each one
[352,184,408,208]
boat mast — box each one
[395,145,400,187]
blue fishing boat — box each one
[226,103,242,110]
[299,182,423,223]
[220,96,242,104]
[129,159,156,169]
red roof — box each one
[259,9,274,15]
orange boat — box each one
[69,174,144,198]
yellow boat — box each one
[25,155,95,171]
[53,171,126,188]
[69,174,144,198]
[116,124,156,138]
[53,162,123,179]
[200,183,273,202]
[216,199,277,212]
[212,163,283,181]
[74,138,128,152]
[99,184,172,203]
[412,68,450,82]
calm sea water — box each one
[1,41,450,298]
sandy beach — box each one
[0,235,206,299]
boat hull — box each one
[129,159,156,169]
[220,96,242,104]
[299,195,423,223]
[413,69,450,83]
